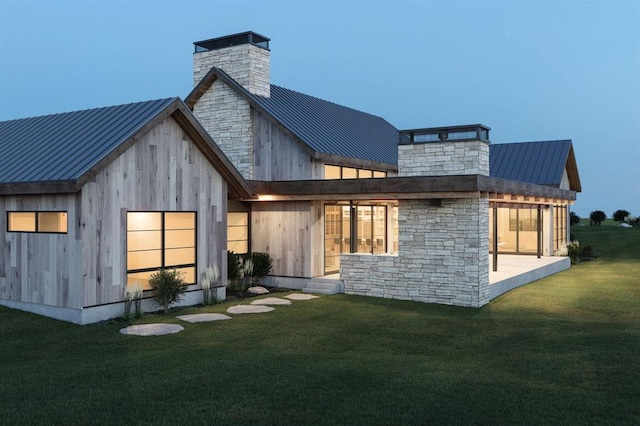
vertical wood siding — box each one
[250,200,324,278]
[0,194,82,309]
[80,117,228,307]
[252,110,322,180]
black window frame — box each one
[126,211,197,286]
[6,211,68,234]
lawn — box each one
[1,223,639,425]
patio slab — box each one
[284,293,319,301]
[176,313,232,323]
[489,255,570,300]
[227,305,275,314]
[119,323,184,336]
[250,297,291,306]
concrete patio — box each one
[320,254,571,302]
[489,255,571,300]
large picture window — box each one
[126,212,196,290]
[7,211,68,233]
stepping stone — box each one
[250,297,291,306]
[285,293,319,301]
[176,313,232,323]
[120,323,184,336]
[227,305,275,314]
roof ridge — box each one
[493,139,572,145]
[0,97,177,124]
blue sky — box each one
[1,0,638,217]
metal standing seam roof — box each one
[187,67,399,166]
[0,98,176,184]
[489,140,572,187]
[252,85,400,165]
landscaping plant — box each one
[249,252,273,281]
[123,281,143,319]
[148,269,186,314]
[201,265,220,305]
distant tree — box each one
[569,211,581,226]
[613,209,630,222]
[589,210,606,226]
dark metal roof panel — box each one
[0,98,176,184]
[490,140,571,186]
[252,85,399,165]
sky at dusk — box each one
[0,0,638,217]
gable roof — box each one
[0,98,253,198]
[489,140,581,192]
[185,67,399,168]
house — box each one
[0,31,581,324]
[0,98,252,323]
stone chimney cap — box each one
[194,31,270,53]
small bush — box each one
[566,241,581,264]
[580,244,595,259]
[149,269,186,314]
[589,210,606,226]
[228,251,240,281]
[251,252,273,279]
[613,209,630,222]
[569,211,581,226]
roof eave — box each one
[0,180,79,195]
[247,175,577,202]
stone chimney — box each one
[397,125,490,177]
[193,31,271,98]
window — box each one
[126,212,196,290]
[554,206,567,251]
[324,203,392,274]
[228,212,249,254]
[7,211,67,233]
[323,165,387,180]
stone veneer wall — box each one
[193,44,270,98]
[342,197,490,307]
[398,140,490,177]
[193,80,253,179]
[192,43,271,180]
[342,137,491,307]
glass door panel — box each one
[324,205,342,274]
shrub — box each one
[201,265,220,305]
[569,211,581,226]
[123,281,144,320]
[580,244,595,259]
[149,269,186,314]
[250,252,273,279]
[228,251,240,281]
[613,209,630,222]
[566,240,580,264]
[589,210,606,226]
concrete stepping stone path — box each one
[227,305,275,314]
[285,293,319,301]
[120,323,184,336]
[119,293,318,334]
[250,297,292,306]
[176,313,232,323]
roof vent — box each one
[194,31,270,53]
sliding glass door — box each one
[324,203,388,274]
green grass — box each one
[2,225,639,424]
